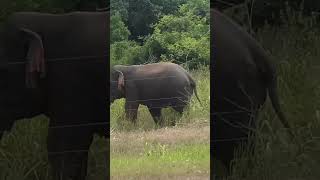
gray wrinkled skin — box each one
[0,11,109,180]
[110,62,201,125]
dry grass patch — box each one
[111,122,210,155]
[110,123,210,179]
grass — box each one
[110,66,210,179]
[0,115,108,180]
[112,143,209,172]
[111,141,209,178]
[224,6,320,180]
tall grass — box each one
[0,115,107,180]
[226,5,320,180]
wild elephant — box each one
[110,62,201,125]
[0,11,109,179]
[211,9,292,176]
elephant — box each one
[211,9,293,177]
[0,11,109,179]
[110,62,201,125]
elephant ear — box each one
[116,70,125,91]
[20,28,46,89]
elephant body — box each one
[211,9,291,176]
[0,11,109,179]
[110,62,201,125]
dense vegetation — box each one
[110,0,210,68]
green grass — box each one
[111,143,210,177]
[224,6,320,180]
[0,116,108,180]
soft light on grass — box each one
[111,143,210,177]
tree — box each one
[110,0,129,22]
[148,0,210,68]
[127,0,159,41]
[111,11,131,44]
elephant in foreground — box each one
[0,11,109,179]
[211,9,293,176]
[110,62,201,125]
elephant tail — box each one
[252,42,294,138]
[267,65,294,138]
[189,76,202,106]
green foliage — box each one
[151,0,188,16]
[149,0,210,68]
[111,11,130,43]
[110,0,210,69]
[110,0,128,22]
[111,41,143,66]
[126,0,160,40]
[179,0,210,19]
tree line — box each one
[111,0,210,68]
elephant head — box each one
[0,27,46,89]
[110,67,125,104]
[0,26,47,132]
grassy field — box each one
[110,66,210,179]
[224,9,320,180]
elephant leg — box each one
[212,107,255,177]
[148,107,162,126]
[125,102,139,123]
[172,105,184,114]
[47,127,93,180]
[171,105,185,126]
